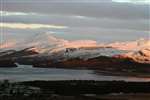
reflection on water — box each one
[0,65,150,82]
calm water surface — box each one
[0,65,150,82]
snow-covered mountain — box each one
[107,38,150,63]
[0,33,149,63]
[119,48,150,64]
[0,33,98,53]
[0,33,68,53]
[50,47,126,61]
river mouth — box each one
[0,65,150,82]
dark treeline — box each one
[21,80,150,95]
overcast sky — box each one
[0,0,150,43]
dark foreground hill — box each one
[0,80,150,100]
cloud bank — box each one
[0,23,68,29]
[1,1,149,42]
[0,11,37,16]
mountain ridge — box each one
[0,33,149,64]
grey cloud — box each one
[58,27,149,42]
[2,1,149,20]
[1,0,149,42]
[2,13,149,31]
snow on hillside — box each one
[0,33,98,53]
[122,48,150,64]
[50,47,127,60]
[110,38,150,63]
[0,32,149,63]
